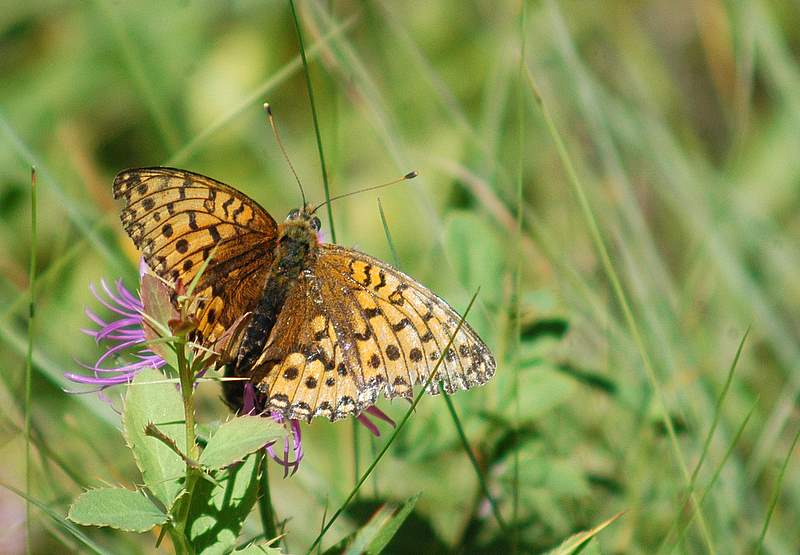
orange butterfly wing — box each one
[249,244,496,421]
[113,167,277,344]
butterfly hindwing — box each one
[113,167,278,343]
[251,244,496,421]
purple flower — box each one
[65,278,167,390]
[242,382,304,477]
[357,406,396,437]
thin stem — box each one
[352,418,360,496]
[754,422,800,554]
[25,167,37,555]
[167,527,191,555]
[288,0,336,242]
[673,397,759,549]
[442,392,508,532]
[258,454,278,542]
[172,333,200,550]
[512,4,527,552]
[658,328,750,554]
[377,199,400,268]
[177,337,198,461]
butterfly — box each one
[113,167,496,422]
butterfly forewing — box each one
[251,244,496,421]
[113,167,278,343]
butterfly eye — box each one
[287,208,301,220]
[310,216,321,231]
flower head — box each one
[65,278,166,390]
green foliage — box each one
[68,488,167,533]
[122,368,186,511]
[198,416,285,470]
[186,454,261,555]
[66,366,280,553]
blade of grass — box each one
[657,328,750,553]
[545,2,678,307]
[352,419,360,496]
[306,290,482,554]
[441,392,508,533]
[753,420,800,554]
[317,497,328,555]
[24,167,37,555]
[512,5,527,551]
[288,0,336,243]
[376,199,399,268]
[372,0,500,165]
[525,64,715,552]
[673,396,759,550]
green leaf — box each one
[198,415,286,470]
[67,487,167,533]
[544,512,624,555]
[186,452,262,554]
[122,368,186,510]
[343,494,420,555]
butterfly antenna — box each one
[264,103,307,206]
[311,171,418,214]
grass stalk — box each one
[24,167,37,555]
[754,421,800,554]
[442,392,508,533]
[673,397,759,550]
[658,328,750,553]
[512,4,527,551]
[171,333,200,552]
[288,0,336,242]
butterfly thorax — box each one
[224,209,320,408]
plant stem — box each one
[258,453,278,542]
[288,0,336,242]
[25,167,37,555]
[177,336,198,460]
[172,333,200,552]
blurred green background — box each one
[2,0,800,553]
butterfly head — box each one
[282,206,323,245]
[286,207,321,232]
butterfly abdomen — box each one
[224,219,318,409]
